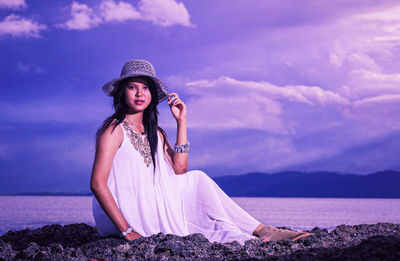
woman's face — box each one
[124,76,152,113]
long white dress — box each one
[92,121,260,244]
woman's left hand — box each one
[168,92,187,122]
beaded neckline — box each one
[125,117,146,135]
[121,121,152,167]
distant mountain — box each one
[3,170,399,198]
[212,170,400,198]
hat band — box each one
[120,69,156,78]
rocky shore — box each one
[1,223,399,260]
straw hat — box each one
[102,59,168,102]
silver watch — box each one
[174,142,190,153]
[121,227,133,237]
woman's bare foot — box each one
[255,225,313,242]
[253,224,265,236]
[291,232,313,241]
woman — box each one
[90,59,312,244]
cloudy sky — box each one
[1,0,400,193]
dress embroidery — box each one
[121,121,152,167]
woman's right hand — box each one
[124,231,142,241]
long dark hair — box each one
[97,76,167,170]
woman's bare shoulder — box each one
[97,120,123,146]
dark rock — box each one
[1,222,399,260]
[15,242,40,259]
[1,223,99,251]
[0,239,15,261]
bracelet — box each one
[121,227,134,237]
[174,142,190,153]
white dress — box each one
[92,121,260,244]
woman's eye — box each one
[144,86,149,90]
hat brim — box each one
[102,73,168,103]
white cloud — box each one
[354,94,400,107]
[138,0,192,27]
[186,3,400,106]
[0,14,46,37]
[353,69,400,82]
[187,76,350,106]
[62,1,101,30]
[184,77,285,133]
[333,93,400,141]
[167,76,349,134]
[61,0,193,30]
[0,0,26,9]
[345,69,400,99]
[322,5,400,101]
[358,5,400,26]
[327,5,400,65]
[351,94,400,126]
[187,94,284,133]
[100,0,141,22]
[174,72,400,150]
[161,3,400,152]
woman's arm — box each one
[161,92,188,174]
[90,123,141,241]
[159,120,188,174]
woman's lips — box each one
[135,100,144,105]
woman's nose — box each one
[136,87,143,96]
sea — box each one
[1,196,400,235]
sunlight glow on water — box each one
[1,196,399,235]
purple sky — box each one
[1,0,399,193]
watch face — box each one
[122,227,133,237]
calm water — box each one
[1,196,399,235]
